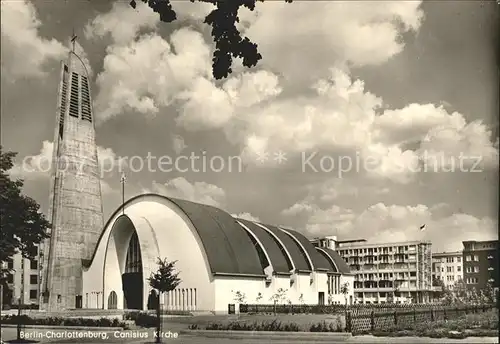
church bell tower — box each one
[40,34,104,311]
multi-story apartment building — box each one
[2,247,41,308]
[462,240,499,292]
[432,251,463,287]
[332,239,433,304]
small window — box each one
[29,290,37,299]
[30,260,38,270]
[7,259,13,269]
[7,274,13,284]
[30,275,38,285]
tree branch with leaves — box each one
[129,0,293,80]
[0,146,50,284]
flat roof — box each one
[432,251,462,257]
[336,240,432,248]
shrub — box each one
[201,319,343,332]
[310,320,343,332]
[0,315,128,329]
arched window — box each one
[108,291,118,309]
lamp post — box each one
[120,172,126,215]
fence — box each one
[237,302,497,333]
[346,303,497,333]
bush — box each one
[0,315,128,328]
[310,320,343,332]
[123,312,157,328]
[201,319,343,332]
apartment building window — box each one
[447,266,453,273]
[29,290,37,299]
[7,274,13,284]
[466,255,472,262]
[446,257,454,263]
[457,257,461,263]
[473,266,479,273]
[457,266,461,272]
[30,260,38,270]
[410,271,416,277]
[474,255,479,261]
[466,277,478,284]
[7,259,13,269]
[30,274,37,285]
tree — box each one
[340,282,349,306]
[231,290,246,304]
[0,146,50,283]
[270,288,287,304]
[340,282,350,320]
[432,277,452,301]
[148,257,181,344]
[129,0,293,80]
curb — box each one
[180,329,352,341]
[0,324,124,331]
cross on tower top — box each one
[70,28,77,52]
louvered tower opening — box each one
[59,65,69,138]
[81,76,92,122]
[69,72,79,118]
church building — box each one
[39,39,354,313]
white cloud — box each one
[176,70,281,131]
[84,1,159,46]
[1,0,67,79]
[8,140,121,195]
[187,67,497,182]
[232,212,260,222]
[151,177,225,207]
[86,0,496,184]
[242,1,424,81]
[94,29,212,122]
[282,200,497,252]
[171,1,215,22]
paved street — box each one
[1,327,498,344]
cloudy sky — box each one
[1,0,498,252]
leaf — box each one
[131,0,293,80]
[0,146,51,282]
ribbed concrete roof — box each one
[257,224,312,272]
[237,219,292,274]
[317,248,338,273]
[90,193,350,277]
[167,198,265,276]
[320,247,352,275]
[281,228,331,271]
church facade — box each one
[40,40,354,313]
[82,194,354,312]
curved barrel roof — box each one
[237,219,292,274]
[167,198,265,276]
[281,227,331,271]
[317,247,352,275]
[90,193,351,277]
[257,224,312,272]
